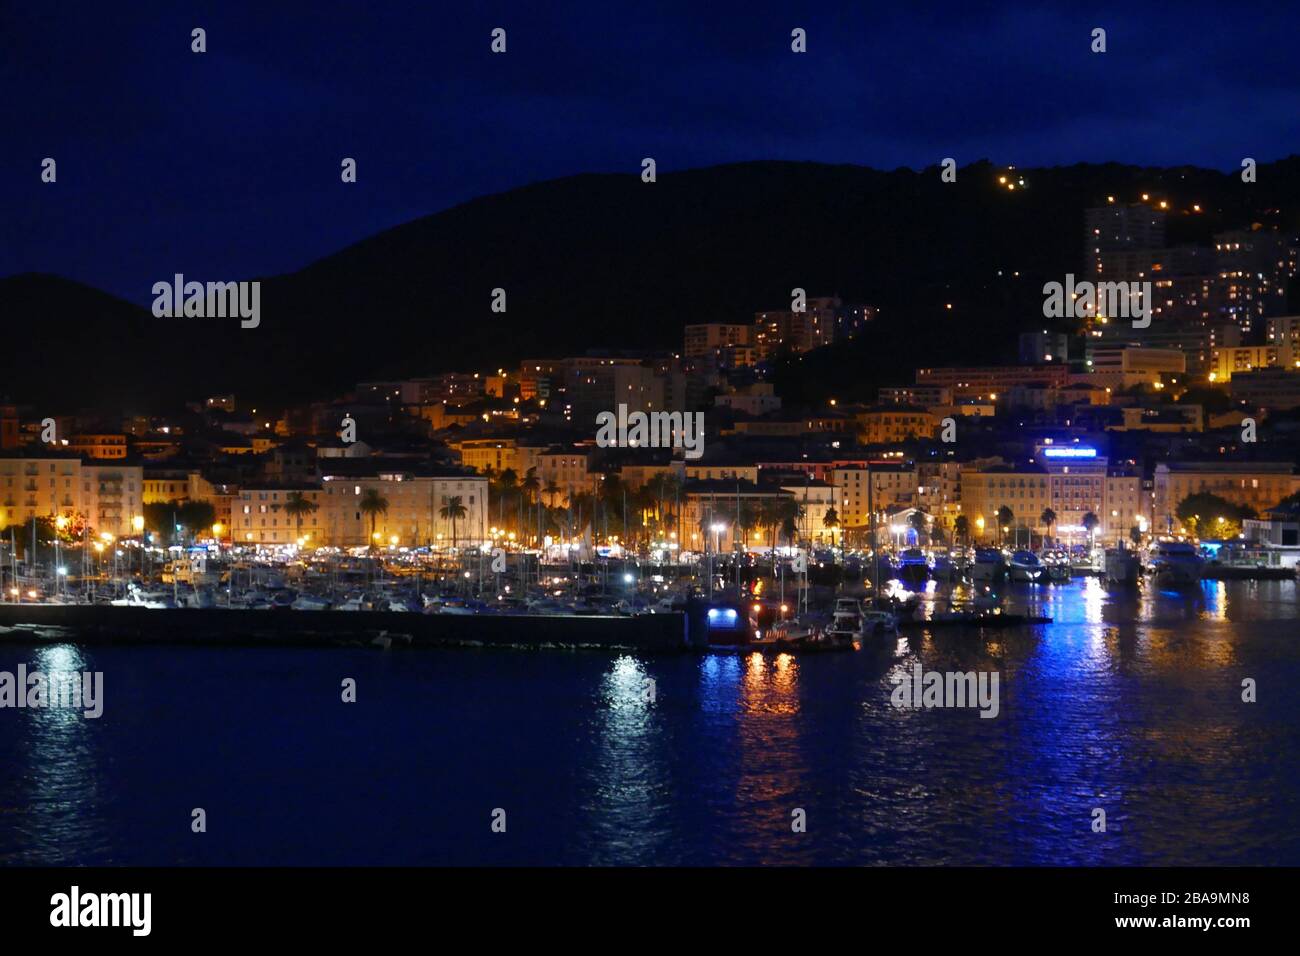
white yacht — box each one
[1008,550,1046,583]
[972,547,1007,584]
[824,603,864,647]
[109,584,176,609]
[1040,549,1071,582]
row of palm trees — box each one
[699,496,807,555]
[277,489,470,550]
[478,467,831,555]
[482,467,691,550]
[276,489,1113,554]
[947,506,1102,547]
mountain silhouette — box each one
[4,158,1298,414]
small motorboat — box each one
[758,615,823,648]
[1008,550,1046,583]
[972,547,1007,584]
[109,584,176,609]
[1040,549,1072,582]
[895,548,930,588]
[333,593,368,612]
[928,550,955,582]
[292,593,332,611]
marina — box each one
[6,537,1286,651]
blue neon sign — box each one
[1043,447,1097,459]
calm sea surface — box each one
[2,578,1297,865]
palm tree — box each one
[778,498,804,549]
[953,514,970,545]
[995,505,1014,547]
[544,480,561,508]
[761,498,784,564]
[632,484,658,550]
[598,473,625,542]
[495,468,518,529]
[780,513,800,549]
[906,510,928,544]
[1040,507,1057,546]
[737,499,760,553]
[519,468,541,545]
[1082,511,1100,543]
[521,467,540,504]
[283,491,318,544]
[823,506,839,552]
[439,495,468,550]
[359,488,389,549]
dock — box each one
[0,604,690,653]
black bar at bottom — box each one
[0,866,1285,941]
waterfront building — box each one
[0,453,82,530]
[535,447,593,507]
[781,481,836,546]
[679,480,793,552]
[316,469,489,548]
[1153,462,1295,534]
[958,449,1147,544]
[81,464,145,538]
[234,485,326,546]
[0,453,142,539]
[830,464,918,530]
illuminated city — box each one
[0,0,1294,935]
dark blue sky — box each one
[2,1,1297,302]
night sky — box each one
[3,1,1297,302]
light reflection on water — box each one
[1,579,1297,865]
[2,644,105,865]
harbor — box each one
[3,535,1288,651]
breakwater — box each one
[0,604,690,652]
